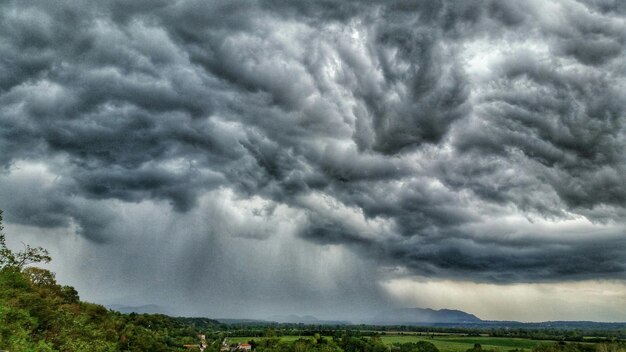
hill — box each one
[268,314,350,325]
[0,210,218,351]
[372,308,482,325]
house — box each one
[238,343,252,351]
[183,334,208,351]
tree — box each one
[393,342,439,352]
[0,210,51,270]
[23,266,57,286]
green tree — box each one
[393,341,439,352]
[0,210,51,270]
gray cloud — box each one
[1,0,626,315]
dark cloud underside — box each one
[1,0,625,287]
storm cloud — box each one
[1,0,625,319]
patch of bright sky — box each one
[383,277,626,322]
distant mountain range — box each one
[108,305,626,330]
[268,314,349,325]
[265,309,481,325]
[217,315,349,325]
[369,308,626,330]
[269,314,321,323]
[372,308,482,325]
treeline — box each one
[489,329,625,342]
[465,343,596,352]
[237,334,440,352]
[531,342,626,352]
[464,342,626,352]
[230,335,625,352]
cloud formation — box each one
[1,0,625,318]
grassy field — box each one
[380,335,553,352]
[228,336,319,343]
[226,335,557,352]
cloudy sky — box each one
[1,0,626,322]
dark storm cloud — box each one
[547,2,626,65]
[381,228,626,282]
[1,0,626,287]
[455,50,626,210]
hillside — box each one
[0,266,223,351]
[0,211,218,351]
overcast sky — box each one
[1,0,626,322]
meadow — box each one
[381,335,555,351]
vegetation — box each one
[230,334,438,352]
[215,325,626,342]
[0,209,625,352]
[222,335,625,352]
[0,210,215,351]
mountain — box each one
[268,314,350,325]
[372,308,482,325]
[269,314,321,323]
[217,318,270,324]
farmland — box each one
[227,335,560,352]
[381,336,555,351]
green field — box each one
[228,336,321,343]
[226,335,558,352]
[380,335,554,352]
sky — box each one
[1,0,626,322]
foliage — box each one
[392,341,440,352]
[0,210,51,270]
[0,210,215,351]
